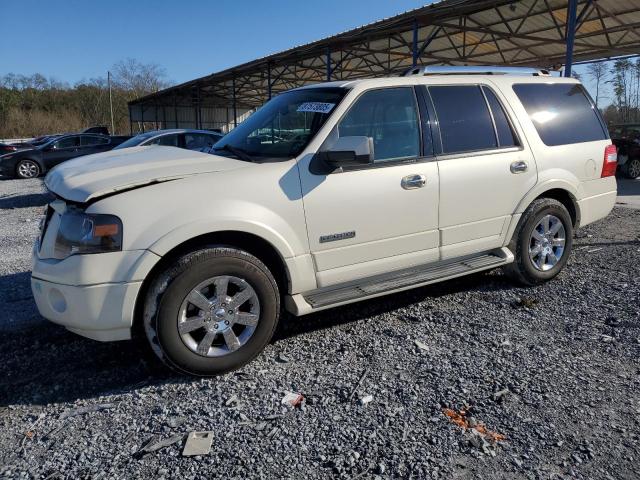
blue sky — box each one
[1,0,603,100]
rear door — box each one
[424,84,537,259]
[45,135,81,167]
[79,135,110,155]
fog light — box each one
[49,288,67,313]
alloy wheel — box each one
[628,158,640,179]
[528,214,566,271]
[17,161,39,178]
[177,275,260,357]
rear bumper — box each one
[578,190,617,227]
[0,160,16,176]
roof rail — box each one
[402,66,551,77]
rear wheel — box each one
[504,198,573,286]
[623,157,640,179]
[15,159,40,179]
[143,247,280,376]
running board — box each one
[292,248,512,313]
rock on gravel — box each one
[0,175,639,479]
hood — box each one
[45,146,248,203]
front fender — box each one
[148,217,297,259]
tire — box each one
[143,247,280,376]
[15,159,41,179]
[504,198,573,286]
[623,157,640,179]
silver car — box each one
[114,129,223,152]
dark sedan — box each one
[610,123,640,179]
[0,134,128,179]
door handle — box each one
[510,161,528,174]
[401,174,426,190]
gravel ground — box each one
[1,176,639,479]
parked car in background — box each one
[610,123,640,178]
[0,133,129,179]
[114,129,223,152]
[33,67,617,376]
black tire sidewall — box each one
[16,159,40,179]
[517,201,573,283]
[154,251,279,376]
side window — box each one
[185,133,217,151]
[429,85,497,154]
[482,87,519,148]
[54,136,79,149]
[513,83,608,146]
[147,135,179,147]
[81,135,109,146]
[337,87,420,162]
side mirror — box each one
[320,136,373,168]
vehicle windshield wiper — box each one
[212,144,255,162]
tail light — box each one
[601,144,617,177]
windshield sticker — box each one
[297,102,335,114]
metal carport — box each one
[128,0,640,133]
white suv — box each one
[32,66,617,376]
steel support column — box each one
[564,0,578,77]
[326,45,331,81]
[174,91,179,129]
[267,62,272,100]
[412,18,419,67]
[232,76,238,128]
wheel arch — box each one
[533,188,580,228]
[15,156,45,176]
[132,230,291,335]
[516,180,581,228]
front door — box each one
[46,135,81,167]
[299,87,440,288]
[424,84,537,259]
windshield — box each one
[114,132,157,149]
[213,87,347,160]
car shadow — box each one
[0,192,53,209]
[272,270,516,341]
[0,269,518,407]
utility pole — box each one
[108,71,115,134]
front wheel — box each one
[143,247,281,376]
[504,198,573,286]
[15,159,41,179]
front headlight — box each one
[53,210,123,258]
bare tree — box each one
[111,58,169,101]
[586,62,608,108]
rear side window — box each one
[429,85,497,154]
[482,87,519,148]
[54,136,79,149]
[148,134,179,147]
[513,83,607,146]
[81,135,109,146]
